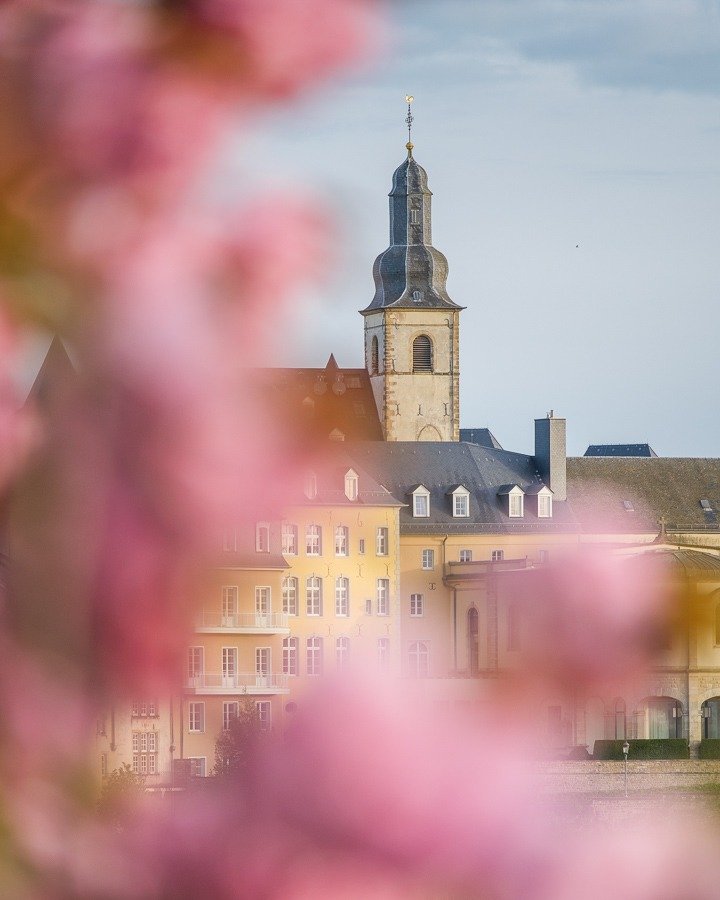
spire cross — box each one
[405,94,414,156]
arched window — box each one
[408,641,429,677]
[467,607,479,675]
[370,336,379,375]
[703,697,720,739]
[412,335,433,372]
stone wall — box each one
[539,759,720,793]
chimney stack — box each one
[534,411,566,501]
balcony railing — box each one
[195,612,289,631]
[186,672,289,693]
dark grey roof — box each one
[645,548,720,580]
[584,444,658,457]
[361,154,462,314]
[290,447,402,509]
[459,428,503,450]
[344,442,576,534]
[566,457,720,533]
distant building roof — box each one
[459,428,503,450]
[584,444,658,457]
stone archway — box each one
[417,424,442,441]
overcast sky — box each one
[235,0,720,457]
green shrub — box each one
[593,739,689,760]
[698,740,720,759]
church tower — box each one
[361,99,463,442]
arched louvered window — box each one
[370,336,379,375]
[412,335,433,372]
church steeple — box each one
[361,99,463,443]
[361,102,462,315]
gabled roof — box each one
[289,448,401,508]
[459,428,503,450]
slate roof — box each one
[566,457,720,533]
[459,428,503,450]
[584,443,658,458]
[251,356,383,442]
[287,447,401,509]
[344,442,578,534]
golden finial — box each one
[405,95,414,157]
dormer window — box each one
[537,492,552,517]
[411,485,430,518]
[304,472,317,500]
[701,499,713,511]
[255,522,270,553]
[497,485,524,518]
[344,469,359,501]
[449,486,470,518]
[622,500,635,512]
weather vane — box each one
[405,94,414,156]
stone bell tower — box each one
[360,98,463,442]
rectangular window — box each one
[255,522,270,552]
[335,577,349,617]
[538,494,552,518]
[376,527,389,556]
[255,647,271,684]
[336,637,350,671]
[306,577,322,616]
[306,525,322,556]
[335,525,349,557]
[409,641,429,678]
[188,647,204,681]
[509,494,523,517]
[222,647,238,687]
[359,538,366,555]
[453,494,469,517]
[222,530,238,552]
[282,523,298,555]
[377,578,390,616]
[410,208,420,225]
[413,493,429,517]
[131,700,157,717]
[459,549,472,563]
[422,549,435,570]
[188,757,206,778]
[491,549,504,562]
[223,701,239,731]
[410,593,424,617]
[365,596,372,616]
[307,637,323,676]
[378,637,390,674]
[222,585,238,624]
[283,637,298,676]
[282,577,298,615]
[132,731,158,776]
[256,700,272,730]
[255,586,271,619]
[188,701,205,733]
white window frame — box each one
[306,524,322,556]
[222,529,238,552]
[223,701,239,731]
[335,525,349,557]
[304,472,317,500]
[344,470,359,501]
[410,593,424,617]
[377,578,390,616]
[459,549,472,563]
[255,522,270,553]
[222,585,238,625]
[255,700,272,730]
[537,491,552,518]
[509,492,524,518]
[282,576,298,616]
[188,646,204,682]
[336,636,350,671]
[412,488,430,518]
[306,636,323,676]
[281,523,298,555]
[376,527,388,556]
[491,549,504,562]
[453,491,470,518]
[335,576,349,617]
[255,586,271,619]
[422,549,435,570]
[283,637,298,676]
[408,641,429,678]
[188,701,205,733]
[378,637,390,673]
[306,576,322,616]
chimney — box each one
[534,411,566,501]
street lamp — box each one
[622,740,630,797]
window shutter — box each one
[412,335,432,372]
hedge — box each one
[699,740,720,760]
[593,739,689,760]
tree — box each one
[97,764,146,820]
[213,700,267,778]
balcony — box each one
[185,672,290,695]
[195,612,290,635]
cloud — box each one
[400,0,720,95]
